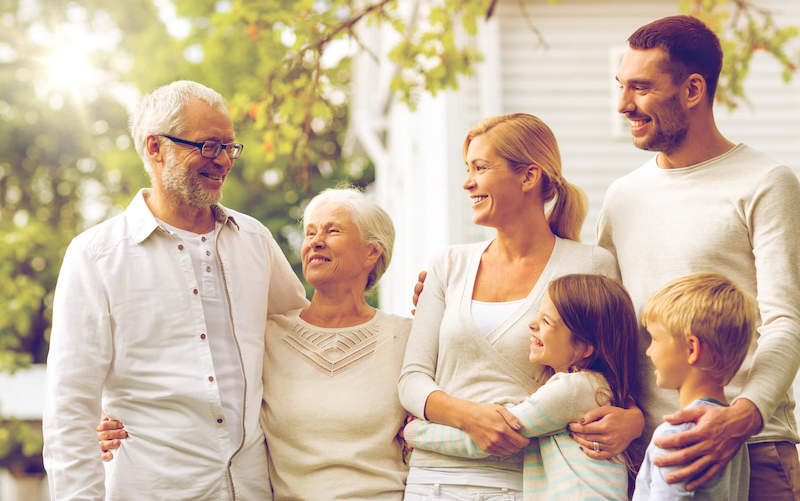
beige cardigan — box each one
[398,237,619,472]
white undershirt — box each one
[159,220,244,455]
[471,299,527,336]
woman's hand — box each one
[568,404,644,459]
[97,413,128,461]
[460,402,529,456]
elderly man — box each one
[575,15,800,499]
[43,80,307,500]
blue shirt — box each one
[633,398,750,500]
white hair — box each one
[303,187,395,291]
[129,80,228,174]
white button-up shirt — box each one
[43,189,307,501]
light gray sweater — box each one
[598,144,800,444]
[398,237,619,471]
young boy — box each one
[633,272,755,500]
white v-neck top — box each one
[471,299,528,336]
[398,237,619,472]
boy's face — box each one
[645,322,691,389]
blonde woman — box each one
[399,113,643,499]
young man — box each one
[633,272,755,500]
[583,15,800,499]
[43,81,307,500]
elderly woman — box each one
[261,187,410,499]
[99,188,410,500]
[399,113,643,500]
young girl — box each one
[402,274,640,500]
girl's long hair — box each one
[547,274,640,408]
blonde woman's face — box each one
[462,134,527,228]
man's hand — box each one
[97,414,128,461]
[461,402,529,456]
[568,405,644,459]
[411,271,426,315]
[652,398,762,490]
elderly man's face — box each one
[160,98,236,207]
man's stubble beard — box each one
[161,149,221,208]
[636,93,689,155]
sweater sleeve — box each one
[402,419,490,458]
[404,372,597,457]
[735,166,800,422]
[508,372,591,437]
[397,253,447,419]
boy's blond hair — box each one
[642,272,756,385]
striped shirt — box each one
[403,371,628,500]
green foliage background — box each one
[0,0,797,475]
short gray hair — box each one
[129,80,228,173]
[303,187,395,291]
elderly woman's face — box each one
[301,202,375,289]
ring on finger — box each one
[592,441,600,452]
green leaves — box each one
[683,0,800,110]
[0,419,44,474]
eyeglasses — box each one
[159,135,244,159]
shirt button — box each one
[208,376,214,382]
[201,236,207,242]
[177,244,184,251]
[205,250,211,256]
[206,266,211,273]
[217,418,223,424]
[200,333,206,340]
[193,288,199,295]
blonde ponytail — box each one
[547,179,588,241]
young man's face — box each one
[645,321,690,389]
[616,48,689,155]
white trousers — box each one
[404,483,523,500]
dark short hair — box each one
[628,15,723,102]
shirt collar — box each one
[127,189,240,245]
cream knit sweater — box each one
[261,309,411,500]
[598,144,800,444]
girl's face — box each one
[529,292,593,373]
